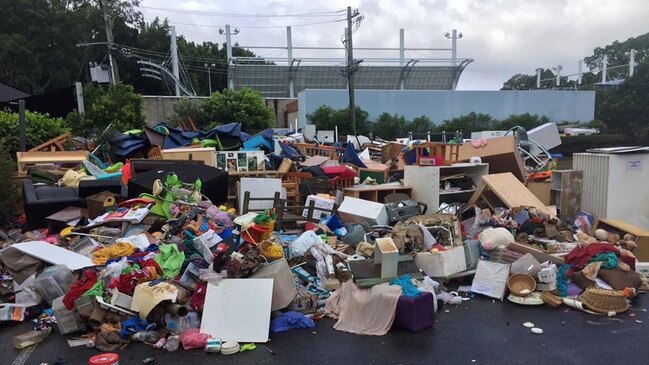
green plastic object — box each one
[139,193,172,219]
[200,139,220,148]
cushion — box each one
[35,186,78,200]
[598,268,643,290]
[321,165,356,178]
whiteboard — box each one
[200,279,273,343]
[238,177,282,214]
[11,241,95,270]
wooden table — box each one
[343,183,412,203]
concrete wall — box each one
[142,95,296,128]
[297,89,596,127]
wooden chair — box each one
[282,181,300,205]
[242,191,338,231]
[282,171,313,182]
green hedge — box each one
[0,109,68,158]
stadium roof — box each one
[230,59,473,98]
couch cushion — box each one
[35,186,78,200]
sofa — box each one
[22,179,124,230]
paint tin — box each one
[88,353,119,365]
[204,338,222,353]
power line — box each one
[140,5,344,18]
[167,18,345,29]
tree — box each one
[596,61,649,137]
[0,141,17,225]
[501,69,567,90]
[172,98,208,129]
[494,113,548,131]
[306,105,371,136]
[434,112,494,134]
[0,109,68,156]
[585,33,649,80]
[66,82,145,136]
[405,116,433,136]
[202,87,273,133]
[372,113,406,140]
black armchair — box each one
[22,180,84,230]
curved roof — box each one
[231,61,472,98]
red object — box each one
[88,353,119,365]
[63,270,98,310]
[121,160,132,186]
[304,222,319,231]
[189,282,207,311]
[321,165,356,178]
[419,156,444,166]
[118,198,155,208]
[241,224,270,244]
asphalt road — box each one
[2,292,648,365]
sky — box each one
[139,0,649,90]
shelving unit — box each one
[404,163,489,211]
[550,170,583,217]
[343,183,413,202]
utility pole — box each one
[536,68,542,89]
[554,65,563,86]
[629,49,637,77]
[220,25,239,89]
[445,29,463,66]
[204,63,215,95]
[601,54,608,83]
[577,60,583,85]
[345,7,360,137]
[171,26,180,96]
[101,0,118,84]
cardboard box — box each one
[471,260,510,300]
[375,237,399,278]
[592,218,649,262]
[303,194,335,220]
[414,246,467,278]
[337,196,388,226]
[526,181,551,206]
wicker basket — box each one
[540,291,563,308]
[578,287,629,314]
[507,274,537,297]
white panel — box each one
[404,166,440,212]
[573,153,609,217]
[12,241,95,270]
[200,279,273,343]
[238,178,283,214]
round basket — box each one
[507,274,537,297]
[578,287,629,314]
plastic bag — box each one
[180,328,210,350]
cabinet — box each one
[343,183,412,202]
[404,163,489,211]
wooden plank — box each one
[28,132,71,152]
[16,151,88,175]
[481,173,555,216]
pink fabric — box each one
[325,281,402,336]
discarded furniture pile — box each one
[2,121,649,360]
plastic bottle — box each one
[165,311,200,334]
[163,335,180,352]
[131,331,158,343]
[13,327,52,349]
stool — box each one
[392,291,435,332]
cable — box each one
[140,5,344,18]
[167,18,345,29]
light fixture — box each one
[444,32,450,38]
[233,28,240,35]
[458,32,463,38]
[219,28,224,35]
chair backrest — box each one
[282,171,313,182]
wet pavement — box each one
[2,292,648,365]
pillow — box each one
[478,227,514,250]
[598,268,643,290]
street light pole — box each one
[204,63,215,95]
[445,29,463,66]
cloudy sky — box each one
[140,0,649,90]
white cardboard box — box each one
[471,260,510,300]
[337,196,388,226]
[414,246,467,278]
[302,194,335,220]
[374,237,399,278]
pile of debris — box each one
[2,121,649,361]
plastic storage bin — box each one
[35,265,75,304]
[52,296,85,334]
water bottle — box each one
[13,327,52,349]
[163,335,180,352]
[131,330,158,343]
